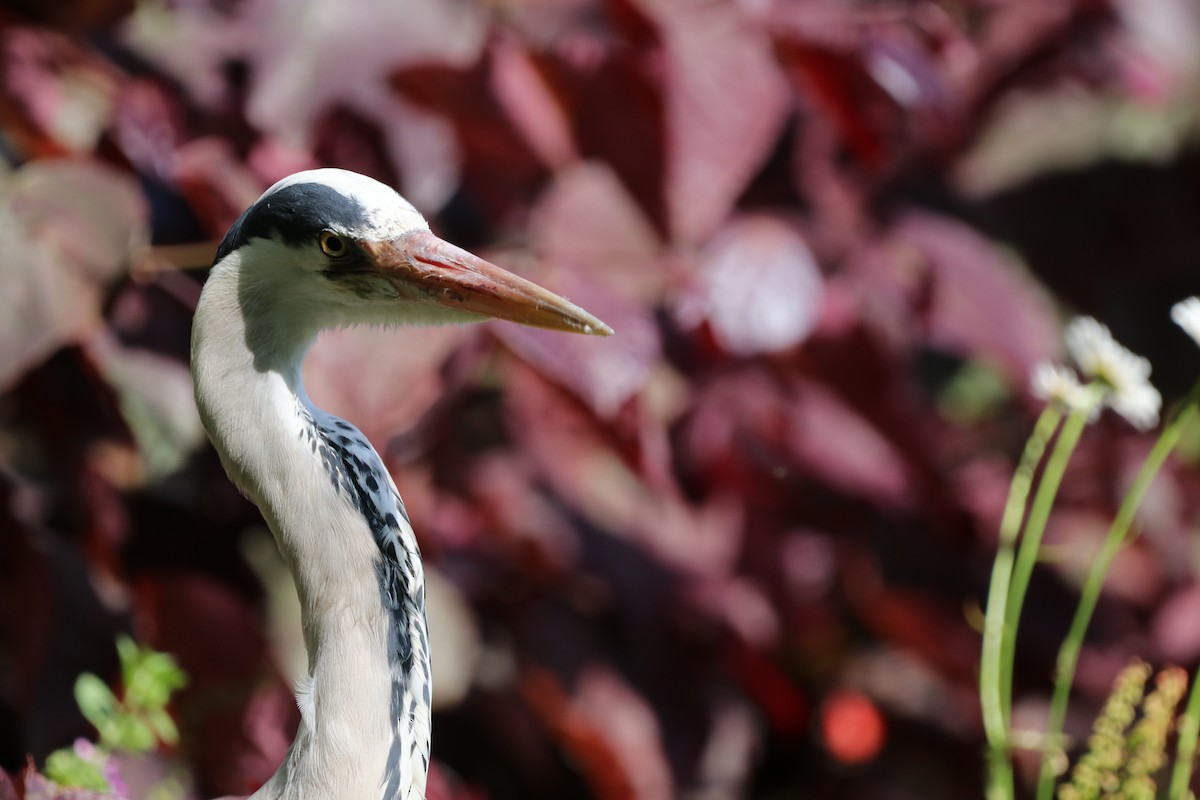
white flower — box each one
[1171,296,1200,346]
[1063,316,1161,430]
[1030,361,1098,417]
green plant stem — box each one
[1001,406,1092,719]
[1035,386,1200,800]
[1170,664,1200,799]
[981,405,1063,800]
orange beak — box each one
[363,231,613,336]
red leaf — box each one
[304,320,469,446]
[520,666,672,800]
[108,78,188,181]
[490,37,578,170]
[775,39,891,170]
[531,42,667,233]
[722,639,807,736]
[311,104,400,190]
[0,28,117,156]
[392,57,547,222]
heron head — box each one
[216,168,612,338]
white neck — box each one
[192,253,427,800]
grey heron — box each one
[190,168,611,800]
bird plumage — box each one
[192,169,608,800]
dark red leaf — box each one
[851,211,1060,385]
[784,377,915,511]
[392,57,548,223]
[531,43,667,234]
[631,0,792,242]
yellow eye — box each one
[320,231,348,258]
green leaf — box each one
[110,715,156,753]
[118,638,187,712]
[43,748,110,792]
[939,360,1010,425]
[145,707,179,746]
[116,635,139,685]
[74,674,117,728]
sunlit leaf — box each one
[74,676,117,732]
[675,216,824,356]
[144,708,180,747]
[43,750,109,794]
[0,160,146,390]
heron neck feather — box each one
[192,253,407,799]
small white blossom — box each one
[1030,361,1098,417]
[1063,316,1161,430]
[1108,381,1163,431]
[1171,296,1200,346]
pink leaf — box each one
[529,162,666,303]
[244,0,487,141]
[572,667,674,798]
[675,216,824,356]
[0,160,147,390]
[1152,583,1200,662]
[0,768,18,800]
[494,271,659,418]
[490,37,578,169]
[305,325,470,446]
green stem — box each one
[1035,386,1200,800]
[1170,664,1200,800]
[981,406,1063,800]
[1001,406,1092,719]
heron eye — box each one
[320,231,348,258]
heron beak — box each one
[363,231,613,336]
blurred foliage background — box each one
[3,0,1200,797]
